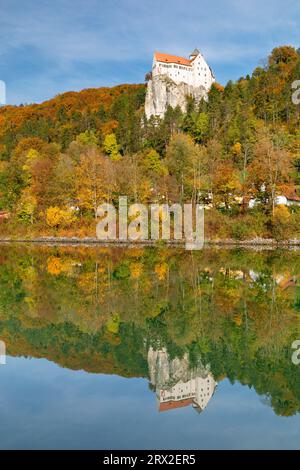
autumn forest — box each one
[1,46,300,240]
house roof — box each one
[279,277,297,290]
[285,192,300,202]
[154,52,192,67]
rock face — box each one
[145,74,207,119]
[148,346,212,389]
[147,346,217,413]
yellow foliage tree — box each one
[103,133,121,160]
[46,206,76,228]
[273,205,293,240]
[47,256,63,276]
[155,262,168,281]
[46,207,62,227]
[130,262,143,279]
[75,148,113,217]
[232,142,242,156]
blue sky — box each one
[0,0,300,105]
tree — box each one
[76,130,99,147]
[115,155,152,204]
[46,206,63,228]
[25,154,55,212]
[50,154,76,206]
[248,129,293,214]
[193,112,209,143]
[196,139,224,206]
[269,46,299,67]
[103,133,121,160]
[272,205,294,240]
[46,206,76,228]
[16,189,37,224]
[75,148,114,218]
[142,149,167,176]
[165,134,197,202]
[212,163,241,209]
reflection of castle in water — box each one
[148,347,217,413]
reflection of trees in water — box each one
[0,245,299,416]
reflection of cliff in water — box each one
[148,347,217,413]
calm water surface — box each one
[0,244,299,449]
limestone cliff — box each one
[145,74,207,119]
[147,346,211,389]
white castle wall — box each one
[152,53,214,90]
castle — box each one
[148,347,217,413]
[145,49,215,119]
[151,48,215,91]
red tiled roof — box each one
[279,275,298,290]
[281,278,297,290]
[284,188,300,201]
[286,193,300,202]
[159,398,193,412]
[154,52,191,67]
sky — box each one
[0,0,300,105]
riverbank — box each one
[1,236,300,248]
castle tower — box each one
[189,48,200,60]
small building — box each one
[248,192,300,209]
[276,192,300,207]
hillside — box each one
[1,45,300,241]
[0,84,146,157]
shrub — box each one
[231,221,252,240]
